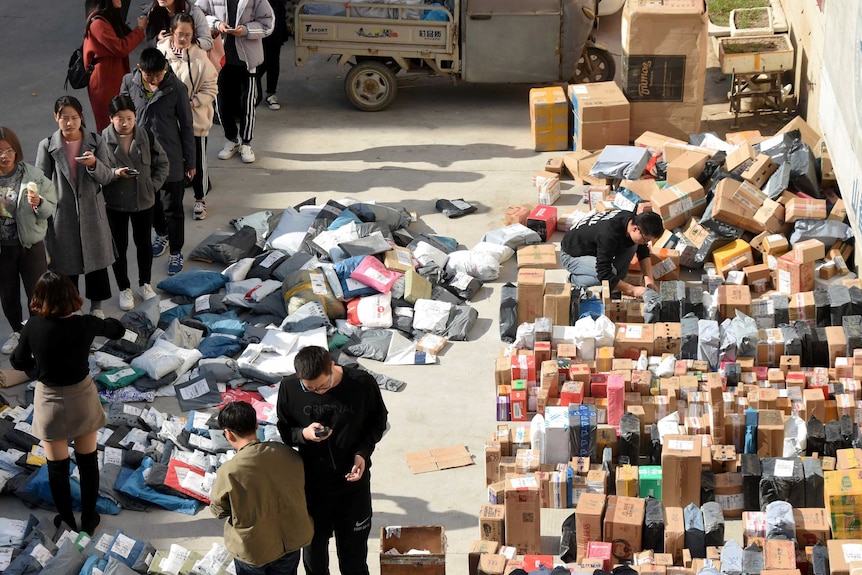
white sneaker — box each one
[240,144,256,163]
[90,309,106,319]
[193,201,207,220]
[1,332,20,355]
[140,283,158,301]
[218,140,240,160]
[119,288,135,311]
[265,94,281,110]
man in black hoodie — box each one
[276,346,388,575]
[121,48,195,277]
[561,210,663,297]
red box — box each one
[511,390,528,421]
[511,355,537,384]
[522,555,556,572]
[586,540,614,571]
[560,381,585,406]
[591,373,609,398]
[526,205,558,242]
[754,366,769,381]
[607,374,626,429]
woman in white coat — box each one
[158,12,218,220]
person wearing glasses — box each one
[157,12,219,221]
[0,127,57,356]
[121,47,196,276]
[210,401,313,575]
[276,346,389,575]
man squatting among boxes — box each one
[560,209,664,297]
[277,345,389,575]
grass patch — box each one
[707,0,769,27]
[722,38,783,54]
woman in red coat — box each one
[84,0,148,132]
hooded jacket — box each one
[197,0,274,71]
[100,124,169,212]
[120,68,195,183]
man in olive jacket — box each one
[210,401,313,575]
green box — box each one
[639,465,663,499]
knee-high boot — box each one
[46,458,78,531]
[75,450,101,535]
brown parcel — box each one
[480,503,506,543]
[576,492,607,562]
[793,239,826,264]
[568,82,630,152]
[764,540,796,570]
[792,508,831,546]
[544,282,572,327]
[661,435,703,508]
[504,477,541,554]
[516,268,545,326]
[664,506,685,565]
[619,0,708,140]
[603,495,646,562]
[826,540,862,575]
[469,541,500,575]
[478,554,508,575]
[379,526,445,575]
[756,410,785,458]
[651,178,706,230]
[517,244,558,269]
[666,150,710,186]
[741,154,778,189]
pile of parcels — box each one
[0,513,240,575]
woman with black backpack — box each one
[83,0,147,132]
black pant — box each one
[0,241,47,332]
[258,35,282,95]
[303,475,372,575]
[192,135,211,201]
[217,64,257,144]
[68,268,112,302]
[106,208,153,290]
[153,180,185,253]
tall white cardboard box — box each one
[619,0,708,140]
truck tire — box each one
[344,61,398,111]
[572,46,616,84]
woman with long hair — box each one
[35,96,117,317]
[10,271,124,534]
[84,0,147,132]
[0,127,57,356]
[158,12,218,220]
[146,0,214,51]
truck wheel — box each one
[572,46,616,84]
[345,61,398,111]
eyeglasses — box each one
[0,148,15,158]
[299,372,333,394]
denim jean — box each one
[560,245,637,288]
[234,550,300,575]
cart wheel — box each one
[572,46,616,84]
[345,61,398,112]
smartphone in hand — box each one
[126,168,140,176]
[314,427,331,438]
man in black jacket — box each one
[121,48,195,277]
[561,210,663,297]
[276,346,389,575]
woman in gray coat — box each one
[35,96,117,317]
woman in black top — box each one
[11,271,123,534]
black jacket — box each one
[120,68,195,183]
[276,366,388,488]
[561,210,649,287]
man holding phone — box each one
[198,0,274,164]
[276,346,389,575]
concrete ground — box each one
[0,1,795,570]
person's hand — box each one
[643,278,657,292]
[218,21,232,34]
[630,285,647,298]
[76,151,96,168]
[158,29,169,42]
[26,186,41,207]
[137,15,148,30]
[115,167,135,178]
[186,168,196,181]
[226,24,246,36]
[345,454,365,482]
[302,423,331,442]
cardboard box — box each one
[764,540,796,570]
[517,244,557,270]
[785,197,827,222]
[829,198,847,222]
[615,323,655,359]
[777,116,822,150]
[504,477,541,554]
[526,206,558,242]
[621,179,661,202]
[726,141,756,172]
[568,82,630,151]
[380,526,446,575]
[576,492,607,562]
[504,205,533,226]
[603,496,646,562]
[754,198,788,235]
[741,154,778,189]
[792,508,831,546]
[563,149,594,179]
[469,541,500,575]
[517,268,545,325]
[763,234,790,256]
[777,253,815,294]
[661,435,702,508]
[384,245,416,272]
[529,87,568,152]
[651,178,706,230]
[480,504,506,543]
[651,247,681,281]
[634,131,688,154]
[664,506,685,565]
[826,540,862,575]
[666,151,710,186]
[543,283,571,327]
[744,263,772,293]
[619,0,708,140]
[713,240,754,275]
[793,239,826,264]
[717,284,752,322]
[478,554,507,575]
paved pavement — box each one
[0,1,789,570]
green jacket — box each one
[13,163,57,249]
[209,441,314,567]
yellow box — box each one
[824,468,862,539]
[712,239,753,274]
[530,87,569,152]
